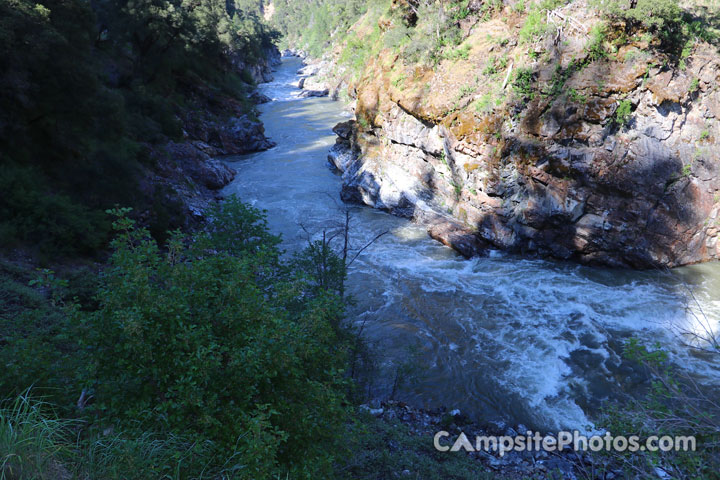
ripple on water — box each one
[225,58,720,432]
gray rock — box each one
[299,88,329,98]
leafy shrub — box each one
[586,23,608,61]
[78,198,351,478]
[591,0,683,43]
[614,99,633,126]
[598,338,720,478]
[0,165,108,256]
[0,0,276,257]
[513,67,536,98]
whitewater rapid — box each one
[223,57,720,432]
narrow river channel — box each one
[223,56,720,432]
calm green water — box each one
[223,57,720,432]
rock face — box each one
[162,142,236,191]
[329,19,720,267]
[190,115,276,155]
[232,46,282,83]
[297,56,349,100]
[145,46,280,225]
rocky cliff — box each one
[145,47,281,225]
[321,1,720,268]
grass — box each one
[474,92,494,113]
[586,23,608,61]
[442,44,471,61]
[519,7,549,44]
[0,392,496,480]
[0,392,241,480]
[0,393,71,480]
[689,77,700,93]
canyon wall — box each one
[318,3,720,268]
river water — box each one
[223,57,720,432]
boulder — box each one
[299,88,329,98]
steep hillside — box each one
[297,0,720,268]
[0,0,279,258]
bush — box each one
[0,165,108,257]
[586,23,609,61]
[513,67,536,98]
[591,0,683,41]
[78,198,351,478]
[597,338,720,478]
[614,99,633,126]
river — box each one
[223,56,720,432]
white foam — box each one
[224,57,720,432]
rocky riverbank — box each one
[141,47,281,226]
[318,2,720,268]
[363,400,632,480]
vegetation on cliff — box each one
[0,0,276,258]
[298,0,720,268]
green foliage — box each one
[519,8,549,43]
[682,162,693,176]
[0,392,244,479]
[597,338,720,478]
[338,18,384,79]
[689,77,700,93]
[0,0,277,256]
[441,43,471,61]
[474,93,494,113]
[456,85,476,100]
[1,196,358,478]
[272,0,385,56]
[483,55,508,77]
[76,431,222,480]
[618,0,682,29]
[0,261,88,404]
[78,198,350,477]
[341,411,493,479]
[453,0,472,20]
[591,0,683,44]
[0,165,109,257]
[568,88,587,103]
[451,181,463,199]
[513,67,536,99]
[392,0,470,65]
[586,23,608,61]
[614,99,633,126]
